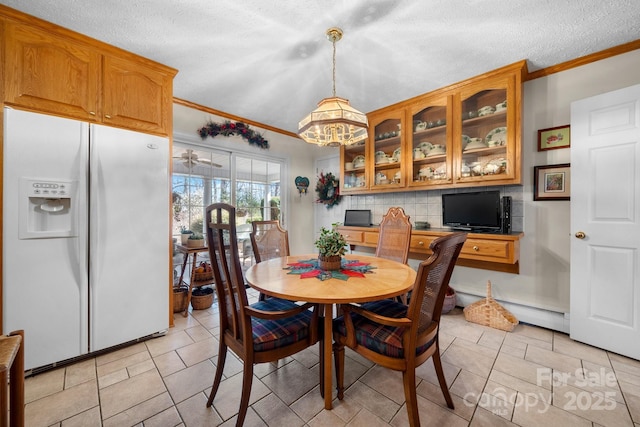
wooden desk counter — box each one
[337,225,524,274]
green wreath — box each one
[198,120,269,149]
[316,172,341,208]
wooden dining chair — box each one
[250,220,290,301]
[376,207,412,302]
[250,220,290,263]
[204,203,321,426]
[333,232,468,427]
[375,206,412,264]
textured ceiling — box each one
[2,0,640,135]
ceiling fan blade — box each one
[197,158,223,168]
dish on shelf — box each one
[464,139,488,151]
[495,100,507,112]
[484,157,507,174]
[418,166,432,178]
[352,155,365,168]
[469,161,483,175]
[432,165,447,179]
[375,172,387,185]
[418,141,433,153]
[462,135,470,150]
[392,147,402,161]
[478,105,495,116]
[485,127,507,146]
[426,145,446,156]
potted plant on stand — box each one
[315,226,347,271]
[180,226,193,245]
[187,232,205,248]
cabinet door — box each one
[103,55,172,135]
[4,22,101,121]
[370,112,404,190]
[408,94,452,188]
[455,73,520,184]
[340,140,368,194]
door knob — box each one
[575,231,586,239]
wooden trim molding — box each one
[525,39,640,81]
[173,98,300,140]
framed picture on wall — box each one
[537,125,571,151]
[534,164,570,201]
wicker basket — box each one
[187,239,205,248]
[191,287,214,310]
[193,270,213,282]
[463,281,518,332]
[318,255,342,271]
[172,286,188,313]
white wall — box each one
[172,103,321,255]
[451,49,640,321]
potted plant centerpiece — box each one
[180,226,193,245]
[315,226,347,271]
[187,232,204,248]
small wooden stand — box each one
[0,330,24,427]
[175,245,215,317]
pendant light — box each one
[298,27,368,147]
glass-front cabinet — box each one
[340,139,367,193]
[408,95,452,188]
[370,113,404,191]
[454,72,520,185]
[340,60,524,194]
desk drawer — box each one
[363,231,379,245]
[462,239,513,263]
[410,235,435,253]
[340,230,364,245]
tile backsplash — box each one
[346,185,524,232]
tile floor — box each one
[23,288,640,426]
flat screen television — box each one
[442,190,502,232]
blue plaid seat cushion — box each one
[334,299,433,358]
[250,298,314,352]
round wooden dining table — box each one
[245,254,417,410]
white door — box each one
[570,84,640,359]
[89,125,169,351]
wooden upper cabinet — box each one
[103,55,172,134]
[3,18,176,136]
[454,71,520,186]
[340,60,526,194]
[4,22,101,121]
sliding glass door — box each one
[171,143,285,267]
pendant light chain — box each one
[332,37,337,98]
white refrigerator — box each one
[2,107,170,371]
